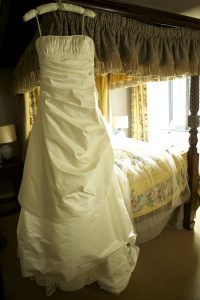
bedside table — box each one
[0,158,23,216]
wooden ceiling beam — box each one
[0,0,11,51]
[68,0,200,29]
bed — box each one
[111,135,190,244]
[13,0,199,235]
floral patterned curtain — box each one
[29,87,40,129]
[24,87,40,140]
[131,84,148,141]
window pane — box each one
[172,78,188,130]
[147,81,170,143]
[147,79,189,148]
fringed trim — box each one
[13,70,40,94]
[13,37,40,94]
[13,54,198,94]
[94,52,123,75]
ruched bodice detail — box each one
[37,36,96,106]
[36,35,94,60]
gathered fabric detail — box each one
[13,10,200,93]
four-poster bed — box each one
[13,0,200,231]
[69,0,200,231]
[13,0,200,295]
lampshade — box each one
[112,116,128,129]
[0,124,17,144]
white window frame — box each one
[168,77,190,131]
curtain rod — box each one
[67,0,200,30]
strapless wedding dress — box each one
[17,35,139,295]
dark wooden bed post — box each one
[184,75,199,229]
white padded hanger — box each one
[23,1,95,36]
[23,2,96,22]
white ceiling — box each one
[117,0,200,18]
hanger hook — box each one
[57,0,63,10]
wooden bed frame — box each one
[66,0,200,230]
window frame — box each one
[168,77,190,132]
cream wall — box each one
[109,88,131,137]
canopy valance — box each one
[13,9,200,93]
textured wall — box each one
[0,68,16,125]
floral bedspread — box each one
[113,139,189,218]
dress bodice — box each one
[35,35,95,94]
[36,35,95,62]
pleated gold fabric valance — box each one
[13,10,200,93]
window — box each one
[147,78,190,148]
[170,78,190,130]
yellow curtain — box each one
[95,75,110,119]
[95,73,139,120]
[24,87,40,142]
[131,84,148,141]
[109,73,139,89]
[24,92,31,143]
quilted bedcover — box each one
[113,138,190,220]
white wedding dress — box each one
[17,35,139,295]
